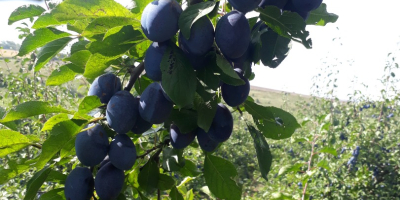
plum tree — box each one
[292,0,323,12]
[141,0,182,42]
[144,42,168,81]
[221,68,250,107]
[259,0,289,9]
[178,16,214,56]
[208,103,234,142]
[139,82,173,124]
[215,11,250,59]
[95,162,125,200]
[228,0,261,13]
[196,128,220,152]
[170,124,196,149]
[64,167,94,200]
[88,73,121,104]
[109,134,137,170]
[106,90,138,134]
[75,124,109,167]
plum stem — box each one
[124,62,145,91]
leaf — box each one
[319,146,338,156]
[51,0,134,21]
[196,63,220,90]
[0,130,34,158]
[0,101,72,123]
[0,161,32,185]
[204,154,242,200]
[179,159,202,177]
[161,44,197,108]
[317,159,330,170]
[39,188,65,200]
[18,28,71,56]
[134,75,153,95]
[131,0,153,19]
[82,17,140,37]
[258,6,312,49]
[73,96,103,119]
[194,94,217,132]
[35,37,73,71]
[24,167,52,200]
[41,114,70,132]
[35,119,87,169]
[260,29,292,68]
[8,4,46,25]
[215,54,245,86]
[157,174,176,191]
[32,13,69,29]
[178,1,216,39]
[271,192,294,200]
[63,50,91,67]
[244,100,301,140]
[83,53,120,81]
[162,147,185,172]
[46,64,79,86]
[138,159,160,194]
[71,40,90,54]
[278,163,304,177]
[169,109,198,133]
[46,170,67,183]
[0,107,17,131]
[170,186,184,200]
[307,4,339,26]
[247,125,272,181]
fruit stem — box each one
[124,62,145,92]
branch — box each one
[137,139,170,159]
[124,62,145,92]
[30,143,42,149]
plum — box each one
[75,124,109,166]
[292,0,322,12]
[141,0,183,42]
[106,90,138,134]
[178,17,214,56]
[109,134,137,170]
[259,0,288,9]
[228,0,261,13]
[139,83,173,124]
[208,103,234,142]
[196,128,219,152]
[283,0,310,20]
[170,124,196,149]
[88,73,121,104]
[215,11,250,59]
[221,69,250,107]
[64,167,94,200]
[98,156,110,170]
[131,97,153,134]
[144,42,168,81]
[95,162,125,200]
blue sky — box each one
[1,0,400,100]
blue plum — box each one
[179,17,214,56]
[196,128,219,152]
[259,0,288,9]
[139,83,173,124]
[170,124,196,149]
[88,73,121,104]
[64,167,94,200]
[208,103,234,142]
[106,90,138,134]
[95,162,125,200]
[109,134,137,170]
[184,49,213,70]
[131,97,153,134]
[98,156,110,170]
[228,0,261,13]
[144,42,168,81]
[75,124,109,166]
[292,0,322,12]
[141,0,183,42]
[221,68,250,107]
[215,11,250,59]
[283,0,310,20]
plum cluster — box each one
[347,146,361,170]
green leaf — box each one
[35,119,87,169]
[244,100,301,140]
[8,4,46,25]
[134,75,153,95]
[131,0,153,19]
[0,107,18,131]
[83,53,120,81]
[162,147,185,172]
[258,6,312,49]
[46,170,67,183]
[73,96,103,119]
[319,146,338,156]
[179,159,202,177]
[278,163,304,177]
[215,54,245,86]
[63,50,91,67]
[18,28,71,56]
[271,192,294,200]
[317,159,331,170]
[170,186,184,200]
[161,44,197,108]
[0,130,34,157]
[0,161,32,185]
[178,1,216,39]
[35,37,73,71]
[196,62,220,90]
[46,64,79,86]
[39,188,65,200]
[260,29,292,68]
[138,159,160,194]
[307,4,339,26]
[82,17,140,37]
[169,109,198,133]
[41,114,70,132]
[71,40,90,54]
[32,13,69,29]
[24,167,52,200]
[0,101,72,123]
[51,0,134,21]
[247,125,272,181]
[204,154,242,200]
[157,174,176,191]
[194,94,217,132]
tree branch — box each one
[124,62,145,92]
[137,139,170,159]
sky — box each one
[0,0,400,100]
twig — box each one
[44,0,50,10]
[124,62,145,91]
[30,143,42,149]
[302,136,317,200]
